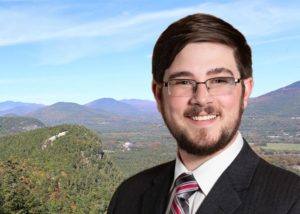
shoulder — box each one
[237,141,300,192]
[242,142,300,198]
[254,158,300,194]
[228,141,300,212]
[244,157,300,213]
[117,160,175,192]
[108,160,175,213]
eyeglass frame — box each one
[162,77,242,97]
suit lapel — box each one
[196,141,260,214]
[196,173,241,214]
[141,160,175,214]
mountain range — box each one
[246,81,300,117]
[0,81,299,141]
[0,101,44,116]
[0,98,159,118]
[1,81,299,117]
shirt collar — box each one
[174,131,244,195]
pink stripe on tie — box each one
[176,183,199,193]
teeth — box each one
[192,115,217,121]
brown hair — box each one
[152,13,252,83]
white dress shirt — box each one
[166,132,244,214]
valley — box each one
[0,81,299,212]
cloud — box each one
[0,0,299,64]
[252,35,300,46]
[193,1,300,37]
[0,4,194,45]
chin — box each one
[176,128,237,157]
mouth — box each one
[184,106,220,121]
[184,106,220,124]
[191,114,217,121]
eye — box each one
[210,77,231,84]
[173,79,193,85]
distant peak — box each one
[288,81,300,88]
[120,99,155,103]
[98,98,117,101]
[85,98,118,106]
[52,102,79,106]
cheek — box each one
[217,94,242,116]
[163,96,188,117]
[170,97,188,111]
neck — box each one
[178,133,239,171]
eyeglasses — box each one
[163,77,241,97]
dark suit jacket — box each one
[108,142,300,214]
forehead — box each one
[165,42,239,79]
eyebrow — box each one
[167,71,194,80]
[207,67,234,77]
[166,67,235,80]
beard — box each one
[161,96,244,157]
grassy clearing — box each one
[263,143,300,151]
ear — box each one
[152,80,163,113]
[242,77,253,109]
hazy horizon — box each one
[1,79,299,106]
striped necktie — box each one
[170,173,199,214]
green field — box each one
[263,143,300,151]
[108,142,300,178]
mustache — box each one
[183,106,218,117]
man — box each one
[108,13,300,214]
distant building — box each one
[123,142,133,151]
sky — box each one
[0,0,300,105]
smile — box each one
[191,115,217,121]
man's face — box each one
[153,42,253,156]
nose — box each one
[190,83,212,106]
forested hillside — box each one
[0,125,124,213]
[0,116,45,137]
